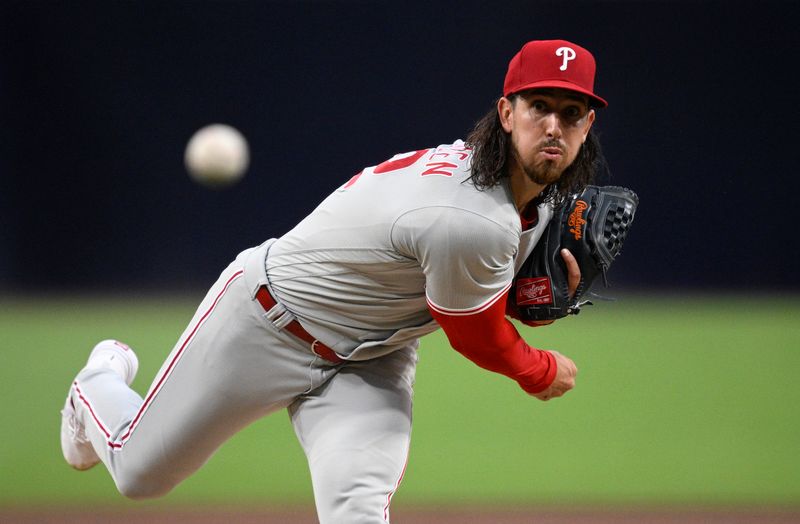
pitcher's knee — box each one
[114,466,178,500]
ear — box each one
[498,97,514,133]
[582,109,596,143]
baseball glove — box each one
[511,185,639,322]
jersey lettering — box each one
[340,142,471,189]
[421,162,458,177]
[430,150,468,161]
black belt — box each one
[255,286,344,364]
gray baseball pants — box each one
[70,242,417,523]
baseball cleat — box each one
[60,339,139,470]
[60,395,100,470]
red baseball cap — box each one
[503,39,608,108]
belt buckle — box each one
[310,339,341,364]
[310,340,324,359]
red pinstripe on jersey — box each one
[73,269,245,450]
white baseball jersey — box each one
[267,140,553,360]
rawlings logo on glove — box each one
[511,185,639,322]
[567,200,589,240]
[516,277,552,305]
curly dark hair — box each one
[465,96,609,206]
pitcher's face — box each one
[500,88,595,185]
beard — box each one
[522,159,563,185]
[514,139,569,185]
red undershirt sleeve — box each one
[427,289,558,395]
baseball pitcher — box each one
[60,39,636,523]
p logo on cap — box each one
[556,46,577,70]
[503,39,608,107]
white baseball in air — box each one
[184,124,250,187]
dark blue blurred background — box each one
[2,1,798,293]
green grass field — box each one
[1,292,798,510]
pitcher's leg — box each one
[289,347,417,524]
[67,261,325,499]
[61,340,141,471]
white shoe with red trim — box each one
[60,339,139,470]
